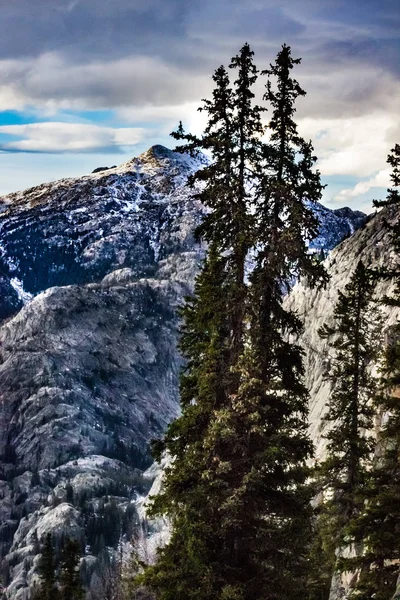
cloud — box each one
[0,0,397,122]
[0,54,211,112]
[298,112,397,178]
[334,169,391,204]
[0,0,398,211]
[0,0,190,61]
[0,122,145,153]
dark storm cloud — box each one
[0,0,190,61]
[314,38,400,77]
[0,0,398,120]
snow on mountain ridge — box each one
[0,144,366,321]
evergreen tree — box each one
[373,144,400,292]
[171,44,265,365]
[337,144,400,599]
[139,44,325,600]
[59,538,84,600]
[315,261,382,596]
[141,244,232,600]
[374,144,400,212]
[37,533,58,600]
[199,44,327,599]
[343,334,400,600]
[259,43,325,287]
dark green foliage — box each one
[343,331,400,599]
[171,45,265,367]
[337,145,400,599]
[315,261,382,596]
[0,559,10,588]
[37,534,58,600]
[144,244,231,600]
[66,482,74,504]
[259,44,326,289]
[31,529,40,556]
[59,538,84,600]
[102,499,122,548]
[85,498,123,551]
[374,144,400,294]
[206,44,327,599]
[138,42,326,600]
[306,511,335,600]
[374,144,400,211]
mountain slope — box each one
[0,145,206,321]
[285,203,400,599]
[0,145,370,598]
[0,144,364,321]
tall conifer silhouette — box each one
[139,44,325,600]
[341,145,400,599]
[315,261,382,597]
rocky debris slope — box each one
[0,145,368,598]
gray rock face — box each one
[0,277,189,598]
[0,144,369,598]
[286,204,400,460]
[285,203,400,599]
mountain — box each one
[0,145,365,322]
[0,145,208,322]
[0,145,371,599]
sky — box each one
[0,0,398,212]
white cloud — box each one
[117,102,208,136]
[0,53,210,112]
[0,122,145,152]
[298,112,396,178]
[334,169,391,204]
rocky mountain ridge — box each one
[0,144,365,321]
[0,145,380,599]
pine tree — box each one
[260,43,325,288]
[139,44,325,600]
[209,44,327,599]
[227,44,265,364]
[336,144,400,600]
[315,261,382,596]
[343,334,400,600]
[373,144,400,292]
[37,533,58,600]
[140,244,232,600]
[172,44,265,366]
[374,144,400,211]
[59,538,84,600]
